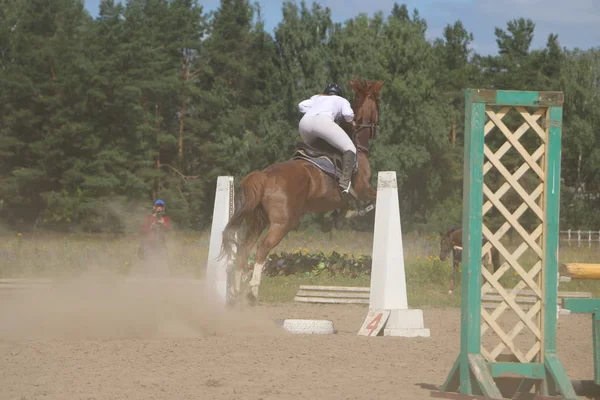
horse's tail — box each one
[491,247,501,272]
[219,171,269,261]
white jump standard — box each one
[359,171,430,337]
[205,175,235,305]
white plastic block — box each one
[384,309,430,337]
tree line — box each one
[1,0,599,233]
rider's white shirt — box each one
[298,94,354,123]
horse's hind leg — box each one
[247,222,293,305]
[229,236,260,304]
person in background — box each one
[138,199,172,275]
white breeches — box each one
[299,115,356,154]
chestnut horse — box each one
[220,78,384,305]
[439,227,501,294]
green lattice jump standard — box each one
[440,89,577,399]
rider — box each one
[298,83,356,194]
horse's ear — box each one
[348,76,362,92]
[372,80,385,95]
[439,231,444,236]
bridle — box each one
[354,122,378,138]
[351,99,379,154]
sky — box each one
[83,0,600,56]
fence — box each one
[560,229,600,247]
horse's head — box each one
[439,230,453,261]
[348,77,384,154]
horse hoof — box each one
[345,210,358,218]
[246,291,258,306]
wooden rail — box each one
[482,288,591,310]
[293,285,370,304]
[293,284,592,308]
[563,263,600,280]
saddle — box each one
[291,138,356,183]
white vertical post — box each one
[365,171,430,337]
[205,176,234,305]
[369,171,408,310]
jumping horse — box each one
[220,77,384,305]
[439,227,501,294]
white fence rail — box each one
[560,229,600,247]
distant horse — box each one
[439,227,501,294]
[220,77,384,305]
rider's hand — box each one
[351,120,356,128]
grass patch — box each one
[0,231,210,279]
[1,229,599,308]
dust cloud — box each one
[0,269,283,341]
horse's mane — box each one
[339,77,384,137]
[348,77,384,109]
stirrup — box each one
[340,185,357,199]
[340,182,352,194]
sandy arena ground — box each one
[0,275,595,400]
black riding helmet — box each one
[323,83,343,97]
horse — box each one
[439,227,501,294]
[220,77,384,305]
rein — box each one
[352,122,379,154]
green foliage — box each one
[260,250,372,278]
[0,0,598,233]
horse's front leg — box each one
[317,212,334,233]
[354,185,376,203]
[352,158,377,203]
[449,256,459,295]
[333,203,351,229]
[365,186,377,202]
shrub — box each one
[246,250,372,278]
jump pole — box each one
[358,170,430,337]
[205,175,235,305]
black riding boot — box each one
[339,150,356,194]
